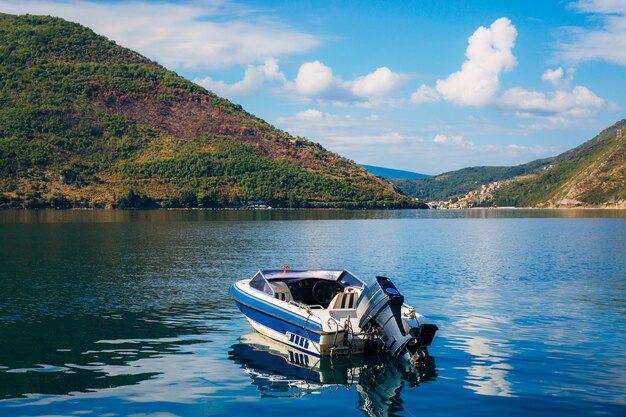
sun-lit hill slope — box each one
[491,120,626,207]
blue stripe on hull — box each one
[247,323,322,358]
[230,283,323,333]
[236,301,321,343]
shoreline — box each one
[1,206,625,211]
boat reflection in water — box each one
[229,333,437,416]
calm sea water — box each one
[0,209,625,417]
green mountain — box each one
[396,121,626,207]
[491,121,625,207]
[360,164,430,179]
[0,13,421,209]
[393,158,554,201]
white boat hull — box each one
[230,269,437,359]
[245,315,366,356]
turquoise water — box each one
[0,209,625,416]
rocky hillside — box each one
[491,121,625,208]
[0,13,419,209]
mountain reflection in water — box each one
[229,332,437,417]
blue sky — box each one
[1,0,625,174]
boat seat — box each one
[330,291,358,310]
[270,282,292,302]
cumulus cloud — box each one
[292,61,337,96]
[294,109,339,121]
[410,84,440,104]
[0,0,321,69]
[502,66,604,119]
[554,0,626,66]
[433,134,471,147]
[425,17,605,121]
[286,62,406,104]
[436,17,518,106]
[501,67,604,118]
[541,67,564,84]
[346,67,404,98]
[501,86,604,117]
[195,57,406,104]
[195,58,286,96]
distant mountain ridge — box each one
[0,13,422,209]
[393,158,554,201]
[396,120,626,208]
[360,165,430,179]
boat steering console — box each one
[311,280,337,305]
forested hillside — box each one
[393,159,553,201]
[491,121,625,207]
[0,13,421,209]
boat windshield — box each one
[338,271,365,288]
[260,269,365,288]
[249,271,273,296]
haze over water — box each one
[1,209,625,417]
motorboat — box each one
[230,268,438,362]
[229,331,436,411]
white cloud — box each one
[541,67,564,85]
[295,109,325,120]
[421,17,605,122]
[197,59,406,105]
[436,17,518,106]
[501,68,604,118]
[0,0,322,69]
[541,67,576,88]
[284,61,406,105]
[195,58,286,96]
[292,61,336,96]
[433,134,471,147]
[201,59,403,103]
[294,109,338,121]
[346,67,404,98]
[410,84,440,104]
[554,0,626,66]
[497,67,595,120]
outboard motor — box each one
[357,276,438,359]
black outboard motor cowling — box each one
[358,276,437,359]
